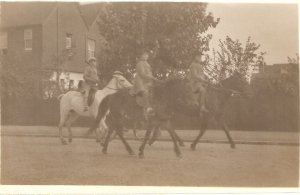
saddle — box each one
[129,90,145,108]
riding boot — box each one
[199,93,208,113]
[83,91,89,112]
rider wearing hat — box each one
[131,51,160,116]
[188,52,209,113]
[82,57,99,111]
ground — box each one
[1,134,299,186]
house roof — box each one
[1,2,57,28]
[0,2,104,29]
[77,3,106,28]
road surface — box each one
[1,135,299,186]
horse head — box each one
[106,71,133,90]
[220,71,251,97]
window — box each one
[86,39,95,61]
[0,31,8,54]
[24,29,32,51]
[66,33,72,49]
[60,79,65,90]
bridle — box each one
[208,82,242,96]
[104,75,129,90]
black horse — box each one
[94,72,250,158]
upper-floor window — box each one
[86,38,95,61]
[66,33,72,49]
[24,29,32,51]
[0,31,8,55]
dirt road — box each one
[1,135,298,186]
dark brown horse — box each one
[148,72,250,153]
[94,72,249,158]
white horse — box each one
[58,72,132,144]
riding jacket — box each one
[83,65,98,86]
[131,60,155,94]
[188,61,206,92]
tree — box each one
[287,53,299,64]
[0,52,51,99]
[97,2,219,80]
[209,36,266,83]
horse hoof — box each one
[190,144,196,151]
[138,153,144,159]
[179,142,185,147]
[129,151,135,156]
[102,150,107,154]
[231,144,236,149]
[68,138,72,143]
[61,140,67,145]
[176,153,182,159]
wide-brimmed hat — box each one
[112,71,124,76]
[88,57,97,63]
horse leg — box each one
[65,112,79,143]
[173,130,185,147]
[221,121,236,149]
[102,128,114,154]
[165,120,181,158]
[148,125,160,146]
[58,111,69,145]
[96,118,107,144]
[114,126,135,155]
[191,114,208,151]
[138,122,153,158]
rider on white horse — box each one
[82,57,99,112]
[58,71,132,144]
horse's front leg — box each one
[191,114,208,150]
[173,130,185,147]
[114,124,135,155]
[165,120,181,158]
[220,118,236,149]
[148,124,160,146]
[102,128,114,154]
[139,122,153,158]
[58,112,68,145]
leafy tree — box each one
[287,53,299,64]
[0,52,51,99]
[209,36,266,83]
[97,2,219,80]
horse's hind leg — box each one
[66,112,79,143]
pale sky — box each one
[206,3,298,65]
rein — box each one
[208,83,242,96]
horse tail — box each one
[87,94,112,133]
[57,94,64,101]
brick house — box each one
[0,2,106,97]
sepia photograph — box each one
[0,0,299,191]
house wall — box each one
[42,3,89,73]
[4,25,43,68]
